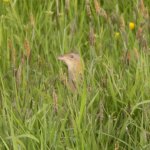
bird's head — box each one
[58,52,84,91]
[58,53,82,71]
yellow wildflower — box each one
[129,22,135,30]
[115,32,120,38]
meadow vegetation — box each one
[0,0,150,149]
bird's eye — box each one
[70,55,74,58]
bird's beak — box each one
[58,55,66,62]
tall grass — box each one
[0,0,150,149]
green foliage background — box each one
[0,0,150,149]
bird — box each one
[58,52,84,91]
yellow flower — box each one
[129,22,135,30]
[115,32,120,39]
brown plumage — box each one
[58,53,84,91]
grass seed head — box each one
[53,89,58,113]
[136,26,143,40]
[24,39,31,59]
[134,48,139,60]
[65,0,70,12]
[86,0,92,19]
[94,0,100,15]
[30,13,35,27]
[138,0,145,13]
[89,25,95,46]
[98,100,104,122]
[119,15,125,31]
[8,39,16,68]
